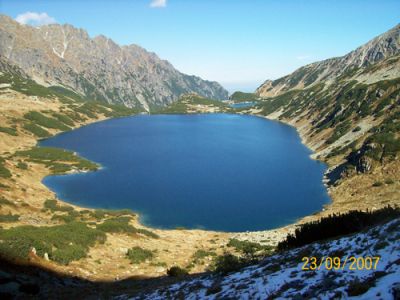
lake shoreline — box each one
[2,92,396,281]
[40,112,330,234]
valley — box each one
[0,11,399,299]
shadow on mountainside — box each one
[0,255,205,299]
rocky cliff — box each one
[256,24,400,98]
[0,15,228,111]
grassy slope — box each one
[229,91,258,102]
[0,63,230,280]
[255,55,400,181]
[0,63,158,265]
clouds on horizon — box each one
[150,0,167,8]
[15,12,56,26]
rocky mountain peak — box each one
[0,14,228,110]
[256,23,400,98]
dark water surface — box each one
[41,114,330,232]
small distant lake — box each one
[40,114,330,232]
[230,101,255,109]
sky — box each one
[1,0,399,92]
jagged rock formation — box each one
[256,24,400,98]
[0,15,228,110]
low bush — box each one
[0,182,9,189]
[228,238,273,259]
[384,178,395,185]
[24,111,70,131]
[0,159,11,179]
[126,246,154,264]
[167,266,188,277]
[16,161,28,170]
[16,147,98,174]
[51,113,75,127]
[0,126,18,136]
[44,199,74,213]
[347,278,371,296]
[0,197,15,207]
[193,249,216,260]
[51,214,76,223]
[205,283,222,296]
[89,209,135,220]
[0,222,106,264]
[213,253,243,274]
[22,123,51,138]
[96,216,135,233]
[278,206,400,250]
[0,213,20,222]
[96,216,159,238]
[135,228,159,239]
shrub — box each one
[22,123,50,138]
[213,253,243,274]
[51,214,76,223]
[0,159,11,178]
[325,120,351,144]
[51,245,86,265]
[0,166,11,178]
[0,126,18,136]
[227,239,272,260]
[89,209,135,220]
[384,178,395,185]
[16,147,98,174]
[44,199,74,212]
[206,283,222,296]
[96,216,159,238]
[16,161,28,170]
[24,111,70,131]
[372,181,383,187]
[373,240,389,250]
[347,279,370,296]
[277,206,400,250]
[167,266,188,277]
[0,197,15,207]
[135,228,159,239]
[0,183,9,189]
[193,249,216,261]
[97,217,135,233]
[126,246,154,264]
[51,113,75,127]
[0,213,20,222]
[0,222,106,264]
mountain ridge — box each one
[0,14,228,110]
[256,23,400,98]
[247,23,400,229]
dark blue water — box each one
[40,114,330,232]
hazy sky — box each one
[1,0,399,92]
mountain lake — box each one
[41,114,330,232]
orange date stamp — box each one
[301,256,380,271]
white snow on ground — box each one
[118,218,400,299]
